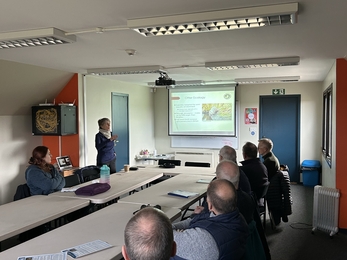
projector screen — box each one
[168,85,236,136]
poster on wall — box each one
[245,108,257,124]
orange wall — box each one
[43,74,79,167]
[336,58,347,228]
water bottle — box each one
[100,165,110,184]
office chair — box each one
[64,174,81,188]
[185,161,211,168]
[13,184,31,201]
[80,166,100,182]
[257,182,270,229]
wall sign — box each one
[272,89,286,95]
[245,108,257,124]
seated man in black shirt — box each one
[240,142,269,203]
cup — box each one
[124,164,130,172]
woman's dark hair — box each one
[28,146,51,172]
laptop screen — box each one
[56,155,73,170]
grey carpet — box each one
[266,184,347,260]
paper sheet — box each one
[196,179,212,184]
[18,251,67,260]
[61,187,78,192]
[61,240,113,258]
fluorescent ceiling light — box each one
[0,28,76,49]
[128,3,298,36]
[87,66,165,75]
[205,56,300,70]
[235,76,300,84]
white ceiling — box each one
[0,0,346,86]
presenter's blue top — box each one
[95,131,116,165]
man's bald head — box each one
[215,160,240,189]
[123,207,175,260]
[207,179,237,215]
[219,145,237,163]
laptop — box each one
[56,155,79,171]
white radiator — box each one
[174,152,214,168]
[312,185,340,236]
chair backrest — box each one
[255,181,270,201]
[158,159,181,166]
[64,174,81,188]
[75,165,100,182]
[13,183,31,201]
[185,161,211,168]
[81,167,100,182]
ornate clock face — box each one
[35,108,58,134]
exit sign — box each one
[272,89,285,95]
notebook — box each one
[168,190,199,198]
[56,155,79,171]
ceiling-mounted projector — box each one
[155,78,176,86]
[155,71,175,86]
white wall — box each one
[82,76,156,168]
[237,82,322,163]
[321,61,336,188]
[0,116,41,205]
[154,82,323,170]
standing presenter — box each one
[95,118,118,173]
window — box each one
[322,84,332,167]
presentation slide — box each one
[168,85,236,136]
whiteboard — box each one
[171,136,238,149]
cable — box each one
[289,222,312,230]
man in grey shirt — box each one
[173,179,249,260]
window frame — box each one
[322,84,332,167]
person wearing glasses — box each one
[258,138,280,180]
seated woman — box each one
[25,146,65,195]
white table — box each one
[49,171,163,204]
[119,174,213,210]
[126,165,216,176]
[0,196,90,242]
[0,203,181,260]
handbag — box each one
[75,183,111,196]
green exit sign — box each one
[272,89,285,95]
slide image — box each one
[202,103,232,121]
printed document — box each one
[61,240,113,258]
[18,251,67,260]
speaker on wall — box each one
[31,105,77,136]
